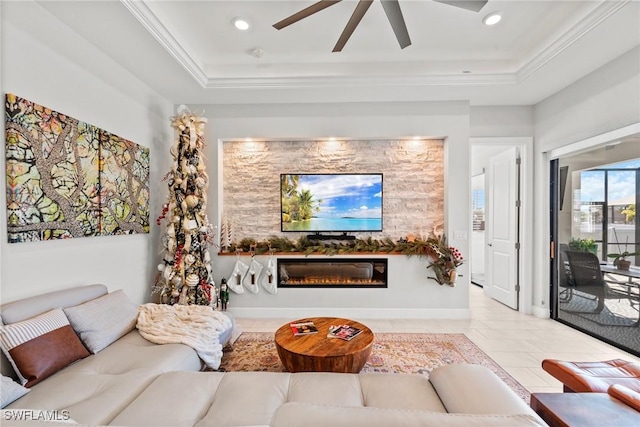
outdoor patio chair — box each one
[563,250,639,326]
[558,244,579,303]
[562,250,606,313]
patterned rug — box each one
[219,332,530,403]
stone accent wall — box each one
[222,139,444,242]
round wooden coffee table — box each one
[274,317,374,373]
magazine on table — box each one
[290,321,319,336]
[327,324,363,341]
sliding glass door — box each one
[551,138,640,356]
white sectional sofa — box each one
[0,285,548,427]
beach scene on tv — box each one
[281,174,383,232]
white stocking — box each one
[260,256,278,295]
[243,258,262,294]
[228,259,248,294]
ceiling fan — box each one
[273,0,488,52]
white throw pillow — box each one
[1,375,29,408]
[64,289,137,353]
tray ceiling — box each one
[33,0,640,105]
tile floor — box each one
[236,284,640,394]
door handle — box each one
[488,243,493,247]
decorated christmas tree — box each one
[153,106,216,306]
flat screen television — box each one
[280,173,383,233]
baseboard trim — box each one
[531,305,550,319]
[226,307,471,319]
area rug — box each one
[219,332,530,403]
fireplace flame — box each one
[282,276,385,286]
[277,259,388,288]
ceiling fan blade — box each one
[380,0,411,49]
[333,0,373,52]
[432,0,488,13]
[273,0,342,30]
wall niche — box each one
[221,139,444,242]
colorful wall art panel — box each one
[98,131,150,236]
[5,94,149,243]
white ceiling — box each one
[38,0,640,105]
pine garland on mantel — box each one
[224,233,464,286]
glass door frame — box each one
[549,141,640,357]
[550,159,559,319]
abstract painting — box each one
[5,94,149,243]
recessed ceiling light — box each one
[232,17,250,31]
[483,12,502,26]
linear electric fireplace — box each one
[277,258,387,288]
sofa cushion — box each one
[288,373,364,406]
[1,375,29,408]
[110,371,448,427]
[5,363,160,426]
[63,289,137,353]
[94,330,202,373]
[358,373,447,411]
[114,371,291,427]
[429,364,538,418]
[0,308,89,387]
[199,372,292,427]
[112,368,550,427]
[110,371,226,427]
[270,402,548,427]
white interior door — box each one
[484,147,520,309]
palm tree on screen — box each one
[281,175,300,222]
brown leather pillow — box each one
[0,308,89,387]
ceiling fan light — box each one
[232,17,250,31]
[483,12,502,26]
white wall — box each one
[186,101,472,317]
[536,47,640,152]
[532,46,640,315]
[470,106,534,138]
[0,1,173,304]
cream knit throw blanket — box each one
[137,303,232,370]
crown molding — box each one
[120,0,208,86]
[203,73,517,89]
[122,0,627,91]
[516,0,629,82]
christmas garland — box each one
[224,233,463,286]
